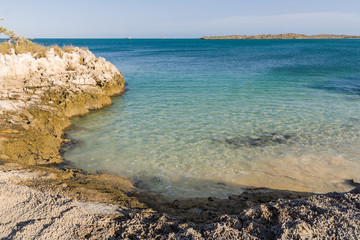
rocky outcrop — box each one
[0,47,125,165]
[201,33,360,39]
[117,187,360,239]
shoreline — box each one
[0,46,147,208]
[1,46,360,238]
[2,162,360,239]
[201,33,360,40]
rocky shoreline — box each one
[1,47,360,239]
[0,47,125,165]
[0,47,149,209]
[1,163,359,239]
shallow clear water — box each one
[37,39,360,198]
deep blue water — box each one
[35,39,360,198]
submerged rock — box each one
[214,132,293,148]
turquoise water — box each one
[37,39,360,198]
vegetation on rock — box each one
[0,19,79,57]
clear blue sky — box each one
[1,0,360,38]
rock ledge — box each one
[0,47,125,165]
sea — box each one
[36,39,360,198]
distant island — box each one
[201,33,360,40]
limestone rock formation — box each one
[0,47,125,165]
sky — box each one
[1,0,360,38]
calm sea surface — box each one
[37,39,360,198]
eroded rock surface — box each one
[0,165,126,240]
[117,187,360,239]
[0,47,125,165]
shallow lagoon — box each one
[37,39,360,198]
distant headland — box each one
[201,33,360,40]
